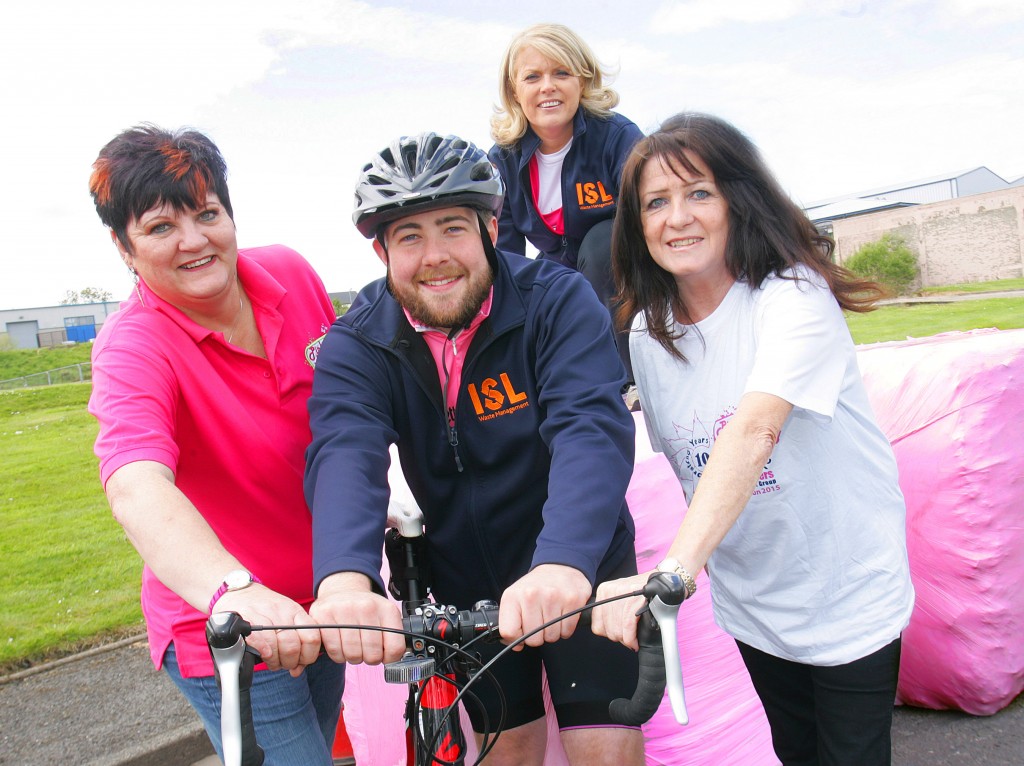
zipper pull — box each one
[448,425,464,473]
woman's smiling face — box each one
[119,193,239,313]
[512,46,582,151]
[639,151,731,293]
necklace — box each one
[225,293,245,345]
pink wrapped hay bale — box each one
[856,328,1024,715]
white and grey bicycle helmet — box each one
[353,132,504,240]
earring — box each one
[128,264,146,307]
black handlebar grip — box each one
[238,646,265,766]
[608,609,665,726]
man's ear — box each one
[484,215,498,245]
[372,238,389,267]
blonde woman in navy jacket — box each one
[488,23,642,393]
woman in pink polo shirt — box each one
[87,125,339,765]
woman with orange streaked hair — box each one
[88,124,341,765]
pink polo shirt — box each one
[404,289,493,417]
[89,245,335,677]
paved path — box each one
[892,694,1024,765]
[0,636,210,766]
[3,636,1022,765]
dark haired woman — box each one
[592,113,915,765]
[88,124,340,765]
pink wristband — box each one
[208,570,263,613]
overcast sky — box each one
[2,0,1022,310]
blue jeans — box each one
[164,643,344,766]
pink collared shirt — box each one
[89,246,334,676]
[403,289,494,419]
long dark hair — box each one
[612,112,883,360]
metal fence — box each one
[0,363,92,390]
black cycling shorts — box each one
[455,553,641,733]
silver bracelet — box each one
[656,557,698,599]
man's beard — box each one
[388,262,494,330]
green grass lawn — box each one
[846,296,1024,344]
[0,343,93,382]
[917,277,1024,295]
[0,384,142,673]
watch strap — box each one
[208,571,262,614]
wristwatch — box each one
[656,557,698,600]
[208,569,262,614]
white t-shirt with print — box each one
[630,268,915,665]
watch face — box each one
[225,570,252,590]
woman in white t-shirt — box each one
[592,112,915,766]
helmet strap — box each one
[478,212,499,271]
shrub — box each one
[845,233,920,295]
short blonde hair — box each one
[490,23,620,148]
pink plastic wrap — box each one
[856,329,1024,715]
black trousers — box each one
[736,637,902,766]
[576,218,633,384]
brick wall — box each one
[832,187,1024,287]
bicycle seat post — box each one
[385,506,431,615]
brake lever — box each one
[207,612,264,766]
[649,594,688,724]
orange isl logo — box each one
[467,373,528,415]
[575,181,613,207]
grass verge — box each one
[0,383,142,674]
[846,296,1024,344]
[0,344,94,382]
[917,277,1024,295]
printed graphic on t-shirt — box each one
[467,371,531,422]
[663,406,780,496]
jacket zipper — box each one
[442,328,464,472]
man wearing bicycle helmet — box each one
[305,133,644,765]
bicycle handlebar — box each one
[384,600,500,684]
[206,572,689,766]
[609,572,689,726]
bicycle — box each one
[207,508,690,766]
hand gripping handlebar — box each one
[206,572,690,766]
[608,571,689,726]
[379,573,691,729]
